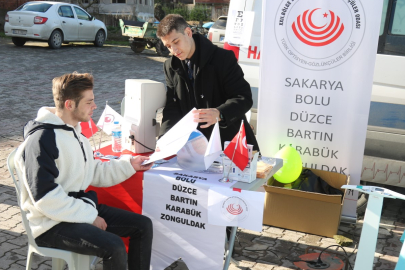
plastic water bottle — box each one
[111,121,122,153]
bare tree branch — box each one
[76,0,98,11]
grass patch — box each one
[107,26,121,34]
[0,31,10,38]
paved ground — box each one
[0,37,404,270]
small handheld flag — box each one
[223,120,249,171]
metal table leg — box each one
[223,226,238,270]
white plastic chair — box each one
[7,149,98,270]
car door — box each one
[57,5,78,41]
[73,7,95,41]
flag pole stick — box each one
[89,120,97,152]
[220,120,244,183]
[95,101,108,158]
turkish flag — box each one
[223,121,249,171]
[80,118,98,138]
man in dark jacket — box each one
[157,14,259,151]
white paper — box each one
[177,131,209,171]
[177,122,222,171]
[96,105,123,135]
[204,122,222,169]
[143,108,198,164]
[225,10,255,47]
[152,157,235,188]
[208,186,265,232]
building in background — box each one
[0,0,43,28]
[174,0,194,3]
[72,0,155,22]
[87,0,155,22]
[166,0,229,20]
[0,0,154,22]
[0,0,41,10]
[192,0,229,20]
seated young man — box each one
[14,72,153,270]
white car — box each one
[208,16,227,48]
[4,1,107,49]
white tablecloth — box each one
[142,158,233,270]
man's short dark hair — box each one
[52,72,94,110]
[157,14,189,38]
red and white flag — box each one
[80,118,98,138]
[223,121,249,171]
[96,105,123,135]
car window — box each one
[16,3,52,13]
[74,7,91,21]
[212,18,227,30]
[58,6,75,19]
[379,0,390,36]
[390,0,405,35]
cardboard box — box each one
[263,168,349,237]
[222,141,259,183]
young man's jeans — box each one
[35,204,153,270]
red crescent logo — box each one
[104,114,114,123]
[226,204,243,215]
[292,8,344,47]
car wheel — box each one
[146,41,153,49]
[12,37,27,47]
[94,30,105,47]
[130,41,145,53]
[48,30,63,49]
[156,39,170,57]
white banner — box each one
[257,0,384,218]
[208,187,265,232]
[142,159,227,270]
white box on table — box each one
[222,141,259,183]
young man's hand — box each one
[93,216,107,230]
[193,108,220,128]
[130,156,153,171]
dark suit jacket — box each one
[160,34,260,151]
